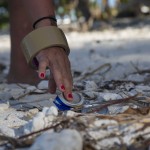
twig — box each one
[129,62,150,75]
[16,84,47,100]
[18,119,69,140]
[75,63,111,81]
[130,61,140,73]
[16,89,37,100]
[16,83,27,89]
[0,135,18,146]
[0,119,70,148]
[86,94,138,113]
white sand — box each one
[0,25,150,149]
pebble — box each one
[0,103,9,112]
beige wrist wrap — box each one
[21,26,70,69]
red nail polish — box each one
[40,73,45,78]
[60,85,65,91]
[68,93,73,99]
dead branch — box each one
[75,63,111,81]
[86,94,139,113]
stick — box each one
[86,94,138,113]
[75,63,111,81]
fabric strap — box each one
[21,26,70,69]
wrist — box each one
[35,19,57,28]
[33,16,57,29]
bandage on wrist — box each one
[21,26,70,70]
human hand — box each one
[36,47,73,100]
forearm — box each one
[22,0,56,28]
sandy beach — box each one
[0,22,150,149]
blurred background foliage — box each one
[0,0,150,30]
[0,0,9,29]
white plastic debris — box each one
[37,80,48,90]
[30,129,83,150]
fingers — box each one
[50,52,73,101]
[50,60,63,87]
[58,58,73,101]
[38,58,49,79]
[48,73,56,94]
[36,48,73,101]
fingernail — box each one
[40,73,45,78]
[60,85,65,91]
[68,93,73,99]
